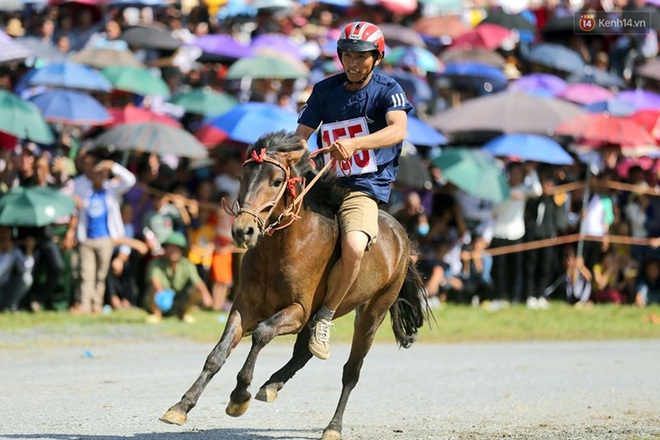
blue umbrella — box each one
[382,69,433,105]
[525,43,585,75]
[567,66,625,88]
[441,62,508,93]
[407,116,447,146]
[206,102,298,144]
[482,134,574,165]
[584,99,636,116]
[28,61,113,92]
[29,89,112,126]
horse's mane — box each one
[248,130,343,213]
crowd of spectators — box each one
[1,0,660,318]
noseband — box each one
[225,147,332,237]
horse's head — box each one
[232,131,309,248]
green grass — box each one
[1,303,660,348]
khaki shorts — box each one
[338,190,379,247]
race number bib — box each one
[320,117,377,176]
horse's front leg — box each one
[255,325,312,403]
[225,303,305,417]
[160,309,245,425]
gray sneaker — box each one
[309,318,333,360]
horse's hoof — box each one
[225,399,250,417]
[159,407,187,426]
[255,385,278,403]
[320,428,342,440]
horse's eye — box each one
[272,178,284,187]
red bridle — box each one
[224,147,332,236]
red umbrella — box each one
[106,105,181,128]
[195,125,228,147]
[555,113,656,146]
[449,24,513,50]
[627,109,660,141]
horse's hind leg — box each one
[160,309,244,425]
[226,303,306,417]
[321,301,390,440]
[255,324,313,403]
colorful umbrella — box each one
[379,23,426,48]
[479,10,536,32]
[450,24,513,50]
[407,116,447,146]
[120,24,182,51]
[525,43,585,75]
[92,122,208,158]
[482,134,574,165]
[0,89,54,144]
[414,15,469,38]
[204,102,298,144]
[250,34,305,61]
[28,61,113,92]
[439,48,506,68]
[0,186,76,227]
[616,89,660,111]
[29,89,112,126]
[432,148,510,203]
[106,105,181,127]
[169,88,238,116]
[70,47,144,69]
[557,83,614,105]
[225,55,309,80]
[555,113,656,146]
[384,46,443,73]
[508,73,568,97]
[584,99,636,116]
[188,35,254,62]
[101,66,170,97]
[442,62,508,92]
[431,92,586,136]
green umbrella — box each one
[169,88,238,116]
[0,90,54,144]
[0,186,76,227]
[91,122,208,159]
[225,55,309,80]
[431,148,510,203]
[101,66,170,97]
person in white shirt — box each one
[72,155,136,314]
[491,163,541,304]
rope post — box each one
[576,166,593,259]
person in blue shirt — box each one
[295,21,412,360]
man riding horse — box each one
[295,21,412,360]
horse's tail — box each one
[390,260,431,349]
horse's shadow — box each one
[2,428,319,440]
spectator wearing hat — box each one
[145,231,212,323]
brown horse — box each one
[159,131,429,440]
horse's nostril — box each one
[245,227,255,237]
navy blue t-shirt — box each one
[298,72,412,203]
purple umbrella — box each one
[617,89,660,110]
[189,35,254,61]
[250,34,305,61]
[508,73,568,97]
[557,83,614,105]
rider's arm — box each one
[351,110,407,151]
[295,124,316,142]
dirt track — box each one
[1,337,660,440]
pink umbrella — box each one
[557,83,614,105]
[449,24,513,51]
[106,105,182,128]
[376,0,418,14]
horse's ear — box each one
[281,148,307,168]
